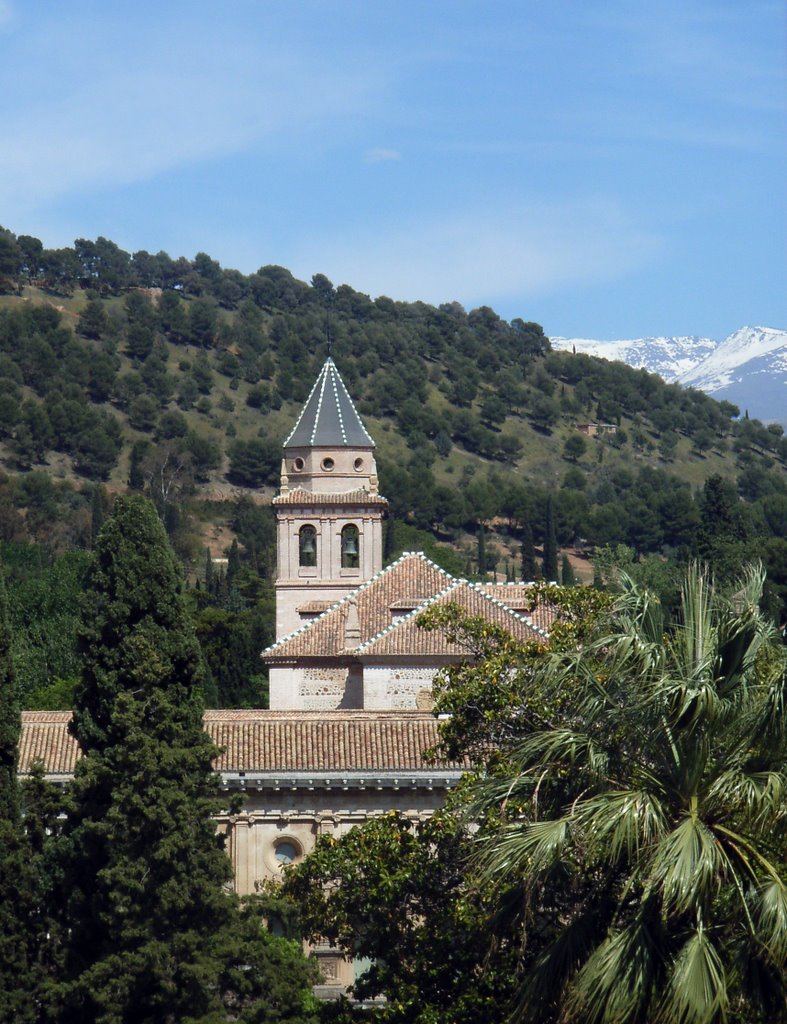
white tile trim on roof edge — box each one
[283,358,375,449]
[262,551,455,655]
[333,362,375,446]
[354,577,548,653]
[309,367,328,445]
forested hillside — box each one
[0,225,785,708]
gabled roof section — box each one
[356,580,549,657]
[284,357,375,449]
[263,552,455,661]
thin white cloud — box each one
[0,1,13,30]
[288,198,663,308]
[363,147,401,163]
[0,19,387,217]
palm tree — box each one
[471,564,786,1024]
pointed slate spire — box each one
[284,358,375,449]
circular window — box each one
[321,457,335,472]
[274,839,300,865]
[293,457,305,472]
[353,457,364,471]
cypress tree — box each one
[60,495,314,1022]
[227,538,241,589]
[90,484,109,549]
[0,558,36,1022]
[226,538,245,612]
[561,553,575,586]
[543,496,558,582]
[520,522,538,581]
[128,439,148,491]
[383,519,396,562]
[0,561,19,822]
[476,523,487,580]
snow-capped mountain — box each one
[551,326,787,424]
[550,334,718,381]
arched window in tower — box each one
[341,524,360,569]
[299,525,317,567]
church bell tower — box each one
[272,358,387,640]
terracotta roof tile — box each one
[273,488,388,507]
[357,581,548,657]
[19,711,78,775]
[264,552,455,661]
[297,601,334,614]
[18,710,457,777]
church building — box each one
[265,357,551,710]
[19,357,550,996]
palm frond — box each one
[705,768,786,830]
[511,906,608,1023]
[648,815,724,915]
[657,928,728,1024]
[475,817,571,882]
[674,563,715,681]
[563,916,664,1024]
[573,789,668,867]
[753,876,787,964]
[514,729,609,777]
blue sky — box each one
[0,0,783,340]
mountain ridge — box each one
[551,326,787,424]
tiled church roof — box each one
[264,552,455,661]
[19,710,459,777]
[264,553,551,662]
[357,580,547,656]
[284,358,375,449]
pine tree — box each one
[543,496,558,582]
[520,523,538,581]
[0,558,36,1022]
[60,495,315,1022]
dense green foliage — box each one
[0,554,37,1022]
[284,812,522,1024]
[52,495,316,1023]
[3,541,90,707]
